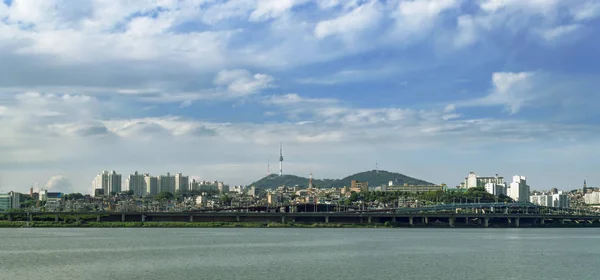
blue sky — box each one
[1,0,600,194]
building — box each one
[381,182,444,193]
[175,173,189,192]
[126,171,146,196]
[485,182,507,196]
[552,191,570,208]
[461,172,505,189]
[93,170,122,196]
[508,175,530,203]
[350,180,369,193]
[0,192,21,211]
[158,173,176,194]
[144,174,158,196]
[530,194,553,207]
[267,193,283,204]
[584,192,600,205]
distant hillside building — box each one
[350,180,369,193]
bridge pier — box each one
[465,217,469,225]
[392,216,396,223]
[422,217,428,224]
[189,216,194,222]
[96,215,101,222]
[368,216,372,224]
[7,213,12,222]
[325,216,329,224]
[409,216,413,226]
[540,218,544,225]
[484,217,489,228]
[76,216,80,223]
[141,215,145,222]
[281,216,286,224]
[449,217,455,227]
[236,215,240,222]
[121,214,125,222]
[55,214,59,222]
[515,218,520,228]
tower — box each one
[279,142,283,176]
[584,179,588,193]
[309,172,313,189]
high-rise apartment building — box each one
[158,172,176,194]
[126,171,146,196]
[175,173,189,192]
[144,174,158,196]
[508,175,530,203]
[93,170,122,196]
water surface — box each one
[0,228,598,279]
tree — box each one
[156,191,174,201]
[220,194,232,206]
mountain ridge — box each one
[249,170,435,189]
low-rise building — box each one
[381,181,444,193]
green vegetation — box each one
[0,221,389,228]
[155,191,174,200]
[250,170,434,189]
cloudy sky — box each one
[1,0,599,194]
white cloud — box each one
[454,15,477,47]
[539,24,581,41]
[571,1,600,21]
[44,175,75,193]
[249,0,309,22]
[214,69,274,97]
[314,1,382,40]
[454,72,534,114]
[390,0,459,39]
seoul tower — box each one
[279,142,283,176]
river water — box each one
[0,228,599,279]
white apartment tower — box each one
[175,173,189,192]
[144,174,158,196]
[158,172,176,194]
[126,171,146,196]
[93,170,122,196]
[508,175,530,203]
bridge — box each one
[3,210,600,228]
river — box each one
[0,228,598,279]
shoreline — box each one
[2,221,600,229]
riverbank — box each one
[1,221,600,228]
[0,221,389,228]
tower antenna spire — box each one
[279,142,283,176]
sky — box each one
[1,0,600,194]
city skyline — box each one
[1,1,600,193]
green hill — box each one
[249,170,434,189]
